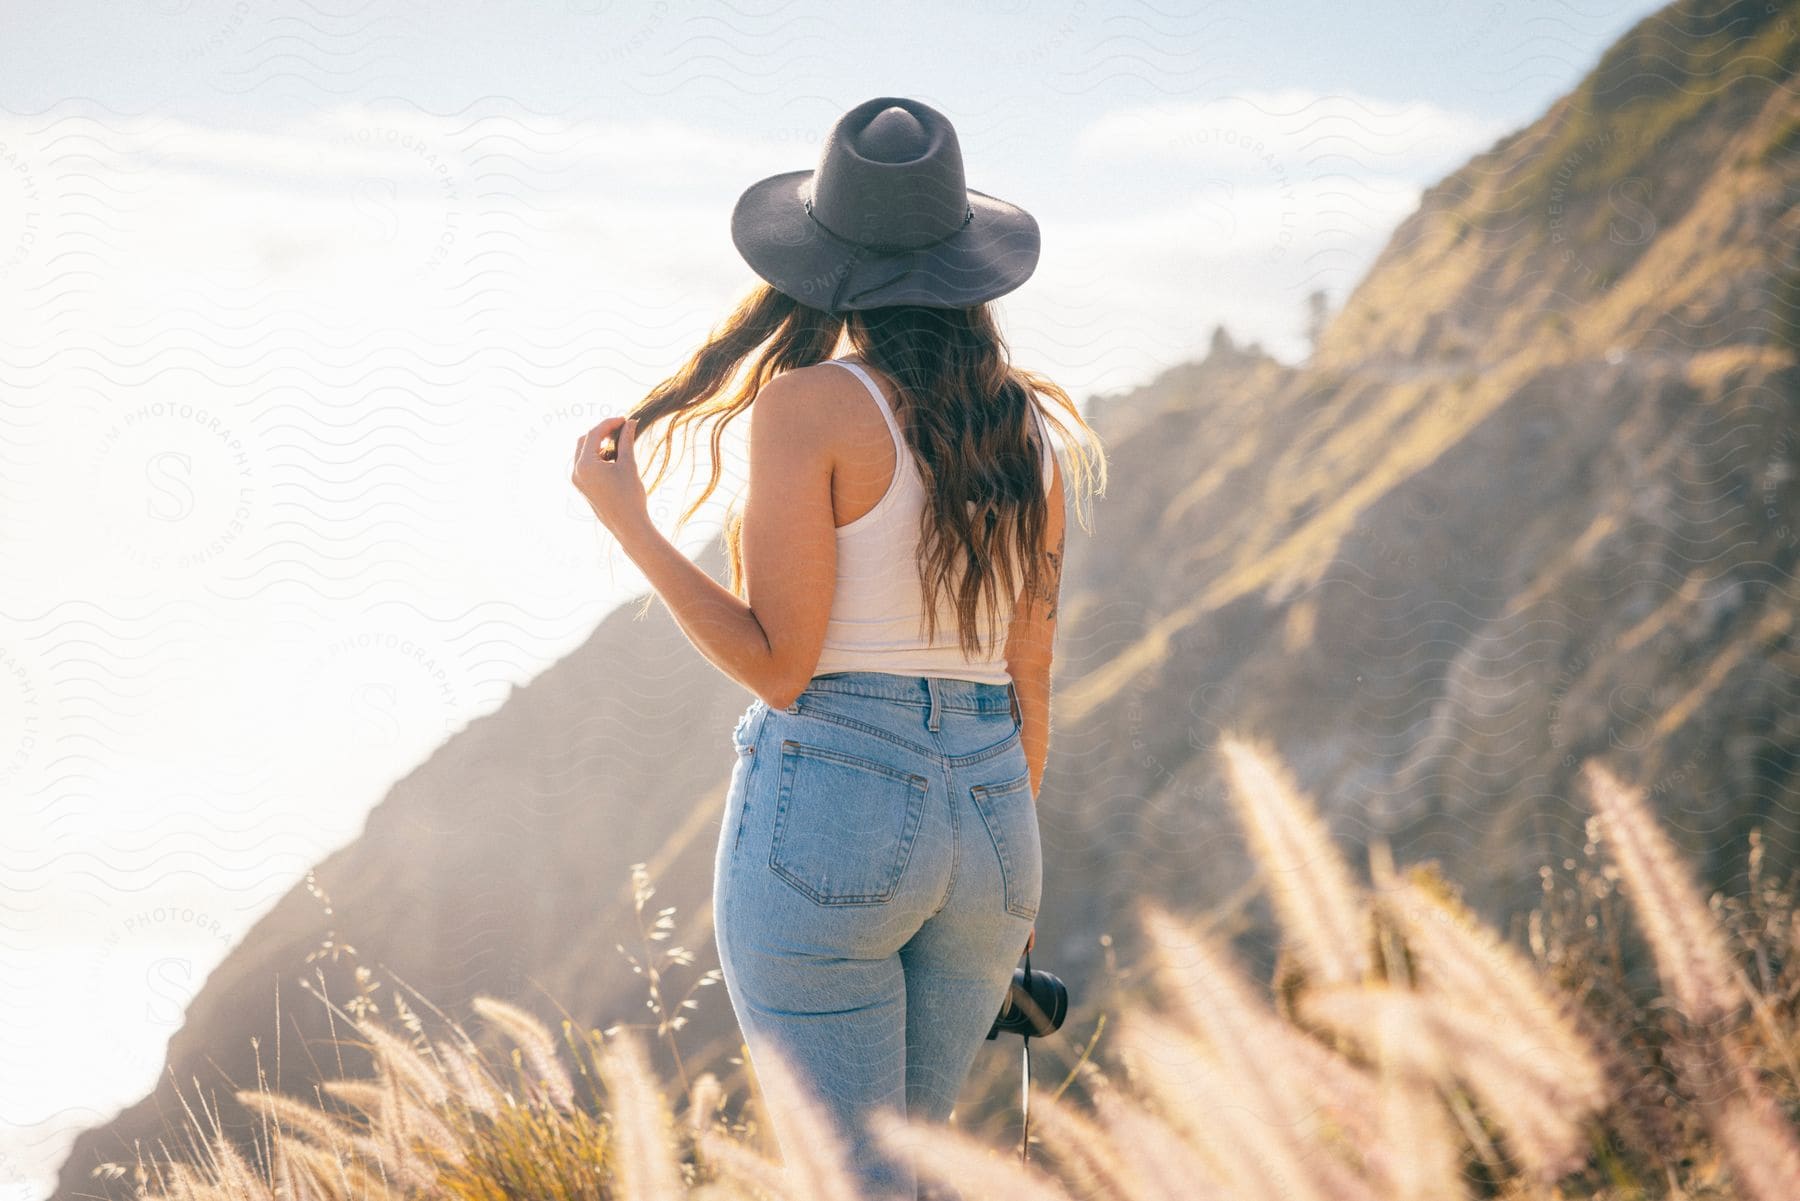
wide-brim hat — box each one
[731,96,1040,315]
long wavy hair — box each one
[624,283,1106,659]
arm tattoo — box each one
[1030,525,1064,621]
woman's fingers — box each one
[576,416,629,463]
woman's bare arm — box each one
[612,370,838,709]
[1004,453,1066,801]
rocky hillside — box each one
[54,0,1800,1194]
[1051,0,1799,950]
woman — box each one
[571,96,1104,1200]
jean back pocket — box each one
[770,740,929,905]
[970,772,1042,920]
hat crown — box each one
[809,97,971,251]
[855,106,931,162]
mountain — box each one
[53,0,1800,1194]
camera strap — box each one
[1017,1033,1034,1163]
[1017,947,1034,1163]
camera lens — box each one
[987,966,1068,1040]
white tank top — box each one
[811,358,1056,686]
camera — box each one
[987,951,1068,1040]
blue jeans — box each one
[713,671,1041,1201]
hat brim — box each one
[730,169,1040,313]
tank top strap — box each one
[828,359,906,464]
[832,357,1052,494]
[1028,401,1055,494]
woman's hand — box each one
[572,416,650,536]
[1024,925,1035,955]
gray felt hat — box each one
[730,96,1041,315]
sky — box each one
[0,1,1673,1197]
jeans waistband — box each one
[795,670,1017,716]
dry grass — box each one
[98,746,1800,1201]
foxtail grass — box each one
[1581,761,1800,1201]
[105,747,1799,1201]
